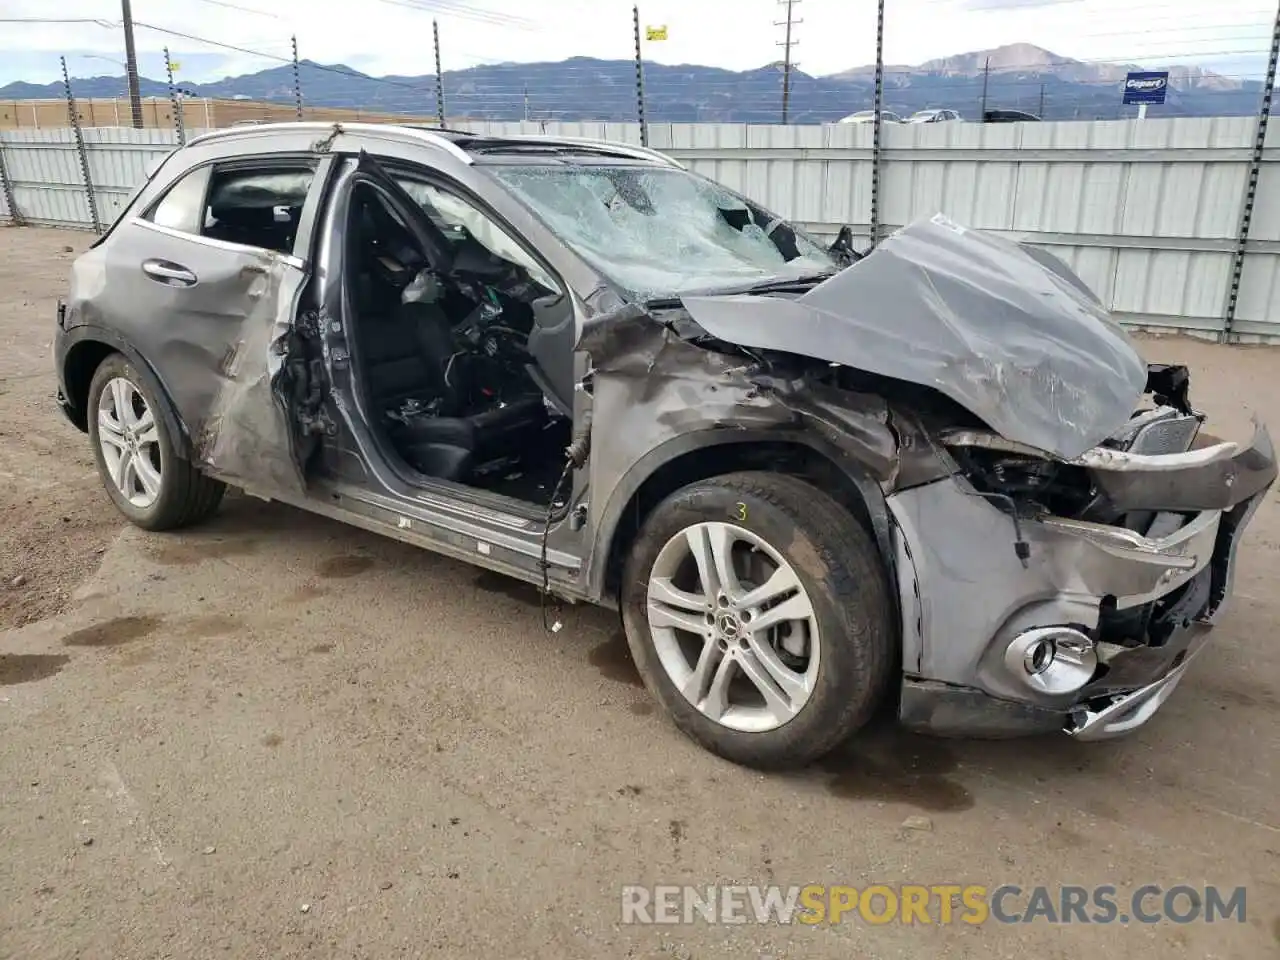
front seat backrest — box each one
[525,293,576,418]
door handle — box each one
[142,259,198,286]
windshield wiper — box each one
[738,272,836,294]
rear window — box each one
[148,166,211,234]
[141,161,316,256]
[89,147,181,248]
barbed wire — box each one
[2,2,1276,123]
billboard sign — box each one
[1123,71,1169,105]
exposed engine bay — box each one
[945,365,1201,526]
[347,184,571,504]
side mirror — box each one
[828,225,864,267]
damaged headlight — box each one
[947,443,1097,519]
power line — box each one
[369,0,537,30]
[0,17,119,26]
[130,21,431,93]
[186,0,280,18]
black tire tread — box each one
[621,470,895,769]
[163,449,227,530]
[87,354,226,532]
[726,471,893,750]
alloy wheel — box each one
[97,376,163,509]
[645,522,821,733]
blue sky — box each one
[2,0,1275,86]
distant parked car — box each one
[908,109,962,123]
[982,109,1041,123]
[837,110,902,124]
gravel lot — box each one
[1,225,1278,959]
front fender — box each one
[583,427,896,603]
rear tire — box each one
[87,354,226,531]
[621,471,895,769]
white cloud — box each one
[1,0,1274,85]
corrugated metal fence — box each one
[2,119,1277,341]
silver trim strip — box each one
[1042,508,1220,563]
[411,490,533,531]
[1070,442,1238,472]
[132,217,306,269]
[508,135,685,168]
[185,122,475,165]
[943,428,1239,471]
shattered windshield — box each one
[486,163,836,299]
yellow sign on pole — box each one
[645,25,668,41]
[169,60,181,72]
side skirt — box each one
[241,479,596,603]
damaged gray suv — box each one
[55,123,1277,769]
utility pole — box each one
[980,55,990,119]
[120,0,144,129]
[164,47,185,145]
[776,0,801,124]
[523,84,530,121]
[633,5,648,146]
[870,0,885,247]
[433,19,446,125]
[291,35,303,119]
[1038,81,1045,118]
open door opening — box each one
[340,156,574,507]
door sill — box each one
[402,464,563,524]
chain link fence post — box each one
[1222,0,1280,342]
[869,0,885,248]
[0,134,22,226]
[165,47,186,145]
[292,35,304,120]
[633,5,648,146]
[62,56,102,234]
[433,20,446,125]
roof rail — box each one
[494,135,684,169]
[183,121,473,165]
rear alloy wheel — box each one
[97,376,164,510]
[87,354,226,531]
[621,471,894,769]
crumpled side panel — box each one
[195,257,308,494]
[681,215,1149,460]
[578,305,901,543]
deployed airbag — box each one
[680,215,1149,460]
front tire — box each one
[87,354,226,531]
[621,472,894,769]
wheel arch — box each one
[589,430,897,607]
[61,326,193,458]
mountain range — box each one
[1,43,1266,123]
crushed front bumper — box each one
[1064,628,1208,740]
[888,422,1276,739]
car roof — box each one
[183,121,685,169]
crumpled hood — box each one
[679,215,1149,460]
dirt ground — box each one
[0,225,1278,959]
